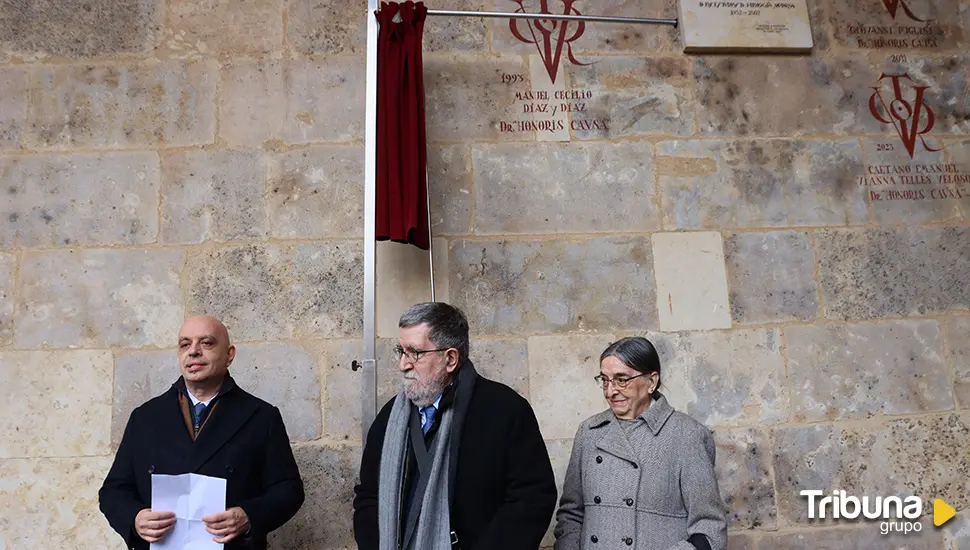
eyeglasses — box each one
[393,344,451,365]
[593,373,647,389]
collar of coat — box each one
[587,392,675,436]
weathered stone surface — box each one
[740,524,943,548]
[946,514,970,550]
[772,413,970,525]
[472,338,529,398]
[268,146,363,239]
[727,534,755,550]
[864,138,961,225]
[564,57,693,139]
[652,232,732,331]
[160,0,282,57]
[322,339,363,442]
[229,344,322,441]
[0,254,14,346]
[271,444,360,549]
[185,243,362,341]
[876,56,970,137]
[160,150,267,243]
[657,140,868,229]
[942,138,970,217]
[0,457,121,549]
[0,67,27,151]
[713,428,776,530]
[947,317,970,409]
[284,58,365,144]
[424,55,533,141]
[473,142,657,235]
[112,350,178,447]
[693,57,880,137]
[25,61,217,150]
[528,334,616,440]
[17,249,184,348]
[422,0,488,52]
[1,153,160,248]
[376,337,404,408]
[375,239,449,338]
[724,231,819,324]
[285,0,363,55]
[0,0,156,59]
[647,329,788,427]
[489,0,679,55]
[428,144,473,236]
[219,61,285,147]
[786,320,952,421]
[541,438,575,547]
[817,227,970,319]
[822,0,963,51]
[450,237,657,334]
[1,351,112,458]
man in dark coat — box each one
[353,302,557,550]
[99,315,305,550]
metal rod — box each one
[426,167,435,302]
[426,9,678,27]
[361,0,379,442]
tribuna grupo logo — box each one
[801,490,956,535]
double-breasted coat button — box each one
[225,464,234,474]
[625,498,634,506]
[632,463,639,469]
[148,465,155,474]
[590,535,598,543]
[595,455,603,464]
[593,496,601,504]
[625,537,634,546]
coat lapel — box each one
[188,389,259,472]
[593,418,638,464]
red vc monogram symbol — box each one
[879,0,931,22]
[868,73,942,159]
[509,0,592,84]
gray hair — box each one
[398,302,470,360]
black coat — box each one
[353,373,558,550]
[99,377,305,550]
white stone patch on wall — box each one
[652,231,732,332]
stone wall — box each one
[1,0,968,549]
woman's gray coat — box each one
[553,394,727,550]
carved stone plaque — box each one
[678,0,814,52]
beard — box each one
[403,367,450,407]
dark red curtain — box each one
[375,1,430,250]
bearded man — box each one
[353,302,557,550]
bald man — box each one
[99,316,305,550]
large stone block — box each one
[693,57,880,137]
[17,249,184,348]
[817,227,970,319]
[724,231,819,324]
[863,137,961,225]
[449,237,657,334]
[946,514,970,550]
[657,140,868,229]
[428,144,473,236]
[472,338,529,398]
[422,0,489,52]
[489,0,679,55]
[219,61,285,147]
[947,317,970,409]
[0,254,13,346]
[160,0,282,57]
[0,351,112,458]
[821,0,963,52]
[1,153,160,248]
[0,67,28,151]
[875,56,970,137]
[112,350,178,448]
[541,438,575,547]
[772,413,970,525]
[786,320,952,422]
[647,329,789,427]
[424,54,533,141]
[472,142,658,235]
[322,339,364,442]
[713,428,776,530]
[652,232,732,332]
[160,150,268,243]
[25,61,217,150]
[185,243,362,341]
[271,444,360,549]
[268,146,363,239]
[0,457,122,549]
[284,58,365,144]
[285,0,363,55]
[375,239,449,338]
[0,0,156,59]
[528,333,615,440]
[564,57,694,139]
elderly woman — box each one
[554,337,727,550]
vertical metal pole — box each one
[362,0,379,441]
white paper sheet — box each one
[151,473,227,550]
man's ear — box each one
[445,349,460,373]
[227,345,236,366]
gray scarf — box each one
[378,361,477,550]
